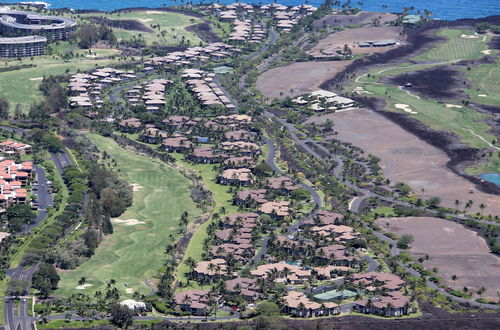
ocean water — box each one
[1,0,499,21]
[480,173,500,186]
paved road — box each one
[4,263,40,330]
[51,151,73,174]
[265,139,322,209]
[243,27,277,62]
[23,165,52,234]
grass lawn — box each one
[206,15,232,38]
[414,29,490,62]
[171,153,238,290]
[0,49,121,113]
[38,319,110,329]
[0,278,6,324]
[372,206,396,217]
[56,134,200,297]
[462,61,500,106]
[78,10,202,47]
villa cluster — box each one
[207,3,317,34]
[0,159,33,210]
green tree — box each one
[397,234,414,249]
[109,303,134,329]
[0,96,10,119]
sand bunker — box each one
[86,54,97,58]
[481,50,492,55]
[75,284,93,290]
[131,183,143,191]
[478,94,488,97]
[146,11,163,15]
[461,34,478,39]
[112,218,145,226]
[139,18,153,23]
[394,103,418,114]
[445,104,463,108]
[125,288,134,294]
[353,86,373,95]
[29,77,43,81]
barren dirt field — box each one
[308,26,405,56]
[256,60,353,100]
[315,11,398,28]
[376,217,500,301]
[307,108,500,215]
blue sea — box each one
[1,0,499,21]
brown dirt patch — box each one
[308,26,405,57]
[315,11,398,28]
[307,108,500,215]
[376,216,500,301]
[256,60,353,100]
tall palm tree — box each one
[185,257,197,279]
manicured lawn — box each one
[172,153,238,289]
[415,29,490,62]
[0,49,121,113]
[364,82,495,149]
[0,278,6,324]
[372,206,396,217]
[38,319,110,329]
[462,61,500,106]
[56,134,200,297]
[78,10,202,46]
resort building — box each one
[0,35,45,57]
[0,8,76,41]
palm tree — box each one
[185,257,197,279]
[207,262,216,283]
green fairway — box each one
[171,154,238,289]
[0,49,121,113]
[79,10,202,47]
[57,134,200,297]
[415,29,490,61]
[356,73,495,149]
[462,61,500,106]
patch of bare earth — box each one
[376,217,500,301]
[307,108,500,215]
[315,11,398,28]
[308,26,406,57]
[256,60,353,100]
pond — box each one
[479,173,500,186]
